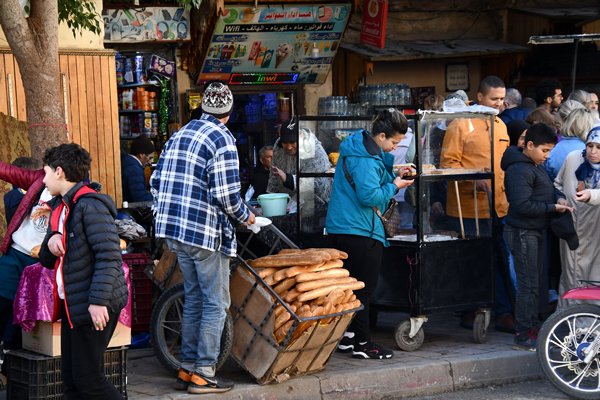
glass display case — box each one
[373,110,498,351]
[391,111,496,242]
[296,115,372,244]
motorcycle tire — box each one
[150,283,234,373]
[537,304,600,400]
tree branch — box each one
[0,0,38,62]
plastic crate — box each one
[123,253,154,333]
[6,347,127,399]
[229,261,360,385]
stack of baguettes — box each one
[249,248,364,344]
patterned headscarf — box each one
[575,125,600,189]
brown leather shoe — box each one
[495,313,516,334]
[173,368,192,391]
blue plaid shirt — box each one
[150,114,250,257]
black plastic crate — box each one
[6,347,127,399]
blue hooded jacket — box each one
[325,130,398,245]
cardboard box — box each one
[22,321,131,356]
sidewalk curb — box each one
[168,350,542,400]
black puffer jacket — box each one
[501,146,563,230]
[40,182,128,327]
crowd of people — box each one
[1,76,599,394]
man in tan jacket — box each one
[440,75,514,333]
[441,75,510,223]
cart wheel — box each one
[473,313,488,343]
[394,320,424,351]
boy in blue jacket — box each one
[501,123,571,350]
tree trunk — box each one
[0,0,67,158]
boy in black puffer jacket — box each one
[501,123,571,351]
[39,143,128,400]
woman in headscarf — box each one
[554,125,600,308]
[546,108,599,181]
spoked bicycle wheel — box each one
[537,304,600,400]
[150,283,233,373]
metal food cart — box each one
[372,110,497,351]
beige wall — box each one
[0,0,104,50]
[366,59,482,101]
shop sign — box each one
[445,63,470,91]
[360,0,388,49]
[229,73,299,85]
[103,7,190,42]
[199,4,351,84]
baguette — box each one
[278,248,333,260]
[274,311,291,331]
[250,252,326,268]
[284,288,301,303]
[275,320,294,344]
[256,267,277,279]
[297,281,365,302]
[274,304,296,318]
[341,289,353,304]
[283,262,326,278]
[295,268,350,283]
[313,259,344,271]
[296,276,356,293]
[273,277,296,294]
[324,288,345,306]
[341,299,362,311]
[279,247,348,260]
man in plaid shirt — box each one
[150,82,254,394]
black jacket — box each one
[40,182,128,327]
[501,146,563,230]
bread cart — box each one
[372,110,498,351]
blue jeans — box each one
[504,225,544,334]
[449,217,514,316]
[166,239,230,375]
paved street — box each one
[409,379,569,399]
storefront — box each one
[196,2,353,194]
[103,5,190,158]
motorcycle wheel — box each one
[150,283,233,373]
[537,304,600,400]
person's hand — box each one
[271,166,287,183]
[555,203,574,213]
[396,166,415,178]
[431,202,445,216]
[246,212,256,225]
[31,204,51,220]
[575,190,591,203]
[89,304,109,331]
[393,176,413,190]
[557,197,569,206]
[48,233,65,257]
[475,180,491,192]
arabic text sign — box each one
[360,0,388,49]
[199,4,351,84]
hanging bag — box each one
[342,157,401,237]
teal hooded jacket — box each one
[325,130,398,245]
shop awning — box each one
[510,7,599,19]
[340,38,529,62]
[528,33,600,45]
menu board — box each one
[199,4,351,85]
